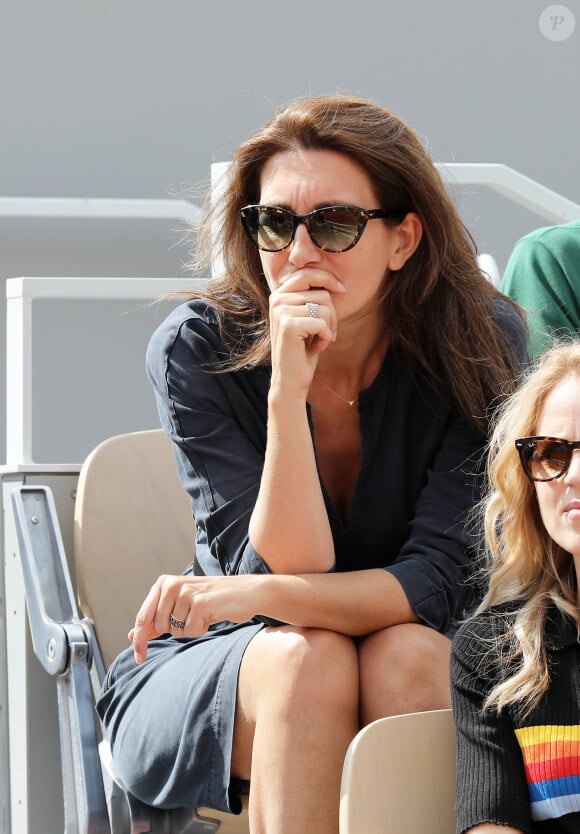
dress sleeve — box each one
[385,408,487,631]
[451,616,532,834]
[146,305,271,578]
[386,301,528,632]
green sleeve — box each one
[501,237,580,360]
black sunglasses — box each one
[515,436,580,482]
[240,204,391,253]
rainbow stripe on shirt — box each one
[515,725,580,821]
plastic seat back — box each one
[339,708,456,834]
[74,429,195,668]
[73,429,250,832]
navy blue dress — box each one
[97,298,526,812]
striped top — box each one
[515,725,580,822]
[452,603,580,833]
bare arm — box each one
[254,570,418,634]
[131,568,419,662]
[248,269,345,573]
[248,388,335,573]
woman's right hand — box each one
[248,270,343,573]
[267,269,346,401]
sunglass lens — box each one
[311,207,360,251]
[528,439,569,480]
[251,208,293,251]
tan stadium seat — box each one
[340,708,456,834]
[12,429,249,833]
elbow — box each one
[248,524,335,574]
[259,548,335,575]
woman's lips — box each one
[563,499,580,518]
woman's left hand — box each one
[129,573,266,663]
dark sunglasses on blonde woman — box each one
[516,436,580,481]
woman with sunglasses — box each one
[97,94,526,834]
[452,341,580,833]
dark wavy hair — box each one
[191,94,524,432]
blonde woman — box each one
[452,341,580,833]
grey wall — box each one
[1,0,579,463]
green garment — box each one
[501,220,580,359]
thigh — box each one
[231,626,360,779]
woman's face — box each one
[534,374,580,561]
[256,148,419,330]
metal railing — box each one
[5,277,205,468]
[436,163,580,224]
[0,197,200,223]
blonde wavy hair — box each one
[479,340,580,717]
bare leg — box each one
[231,626,359,834]
[358,623,451,725]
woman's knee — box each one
[360,621,450,665]
[241,626,359,714]
[358,623,451,721]
[233,628,359,780]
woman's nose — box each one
[288,223,322,267]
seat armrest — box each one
[11,485,83,674]
[11,485,111,834]
[12,484,228,834]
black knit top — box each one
[451,603,580,833]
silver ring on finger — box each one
[170,614,186,630]
[307,302,320,319]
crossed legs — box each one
[231,622,452,834]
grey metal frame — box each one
[11,484,220,834]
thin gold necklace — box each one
[313,373,359,407]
